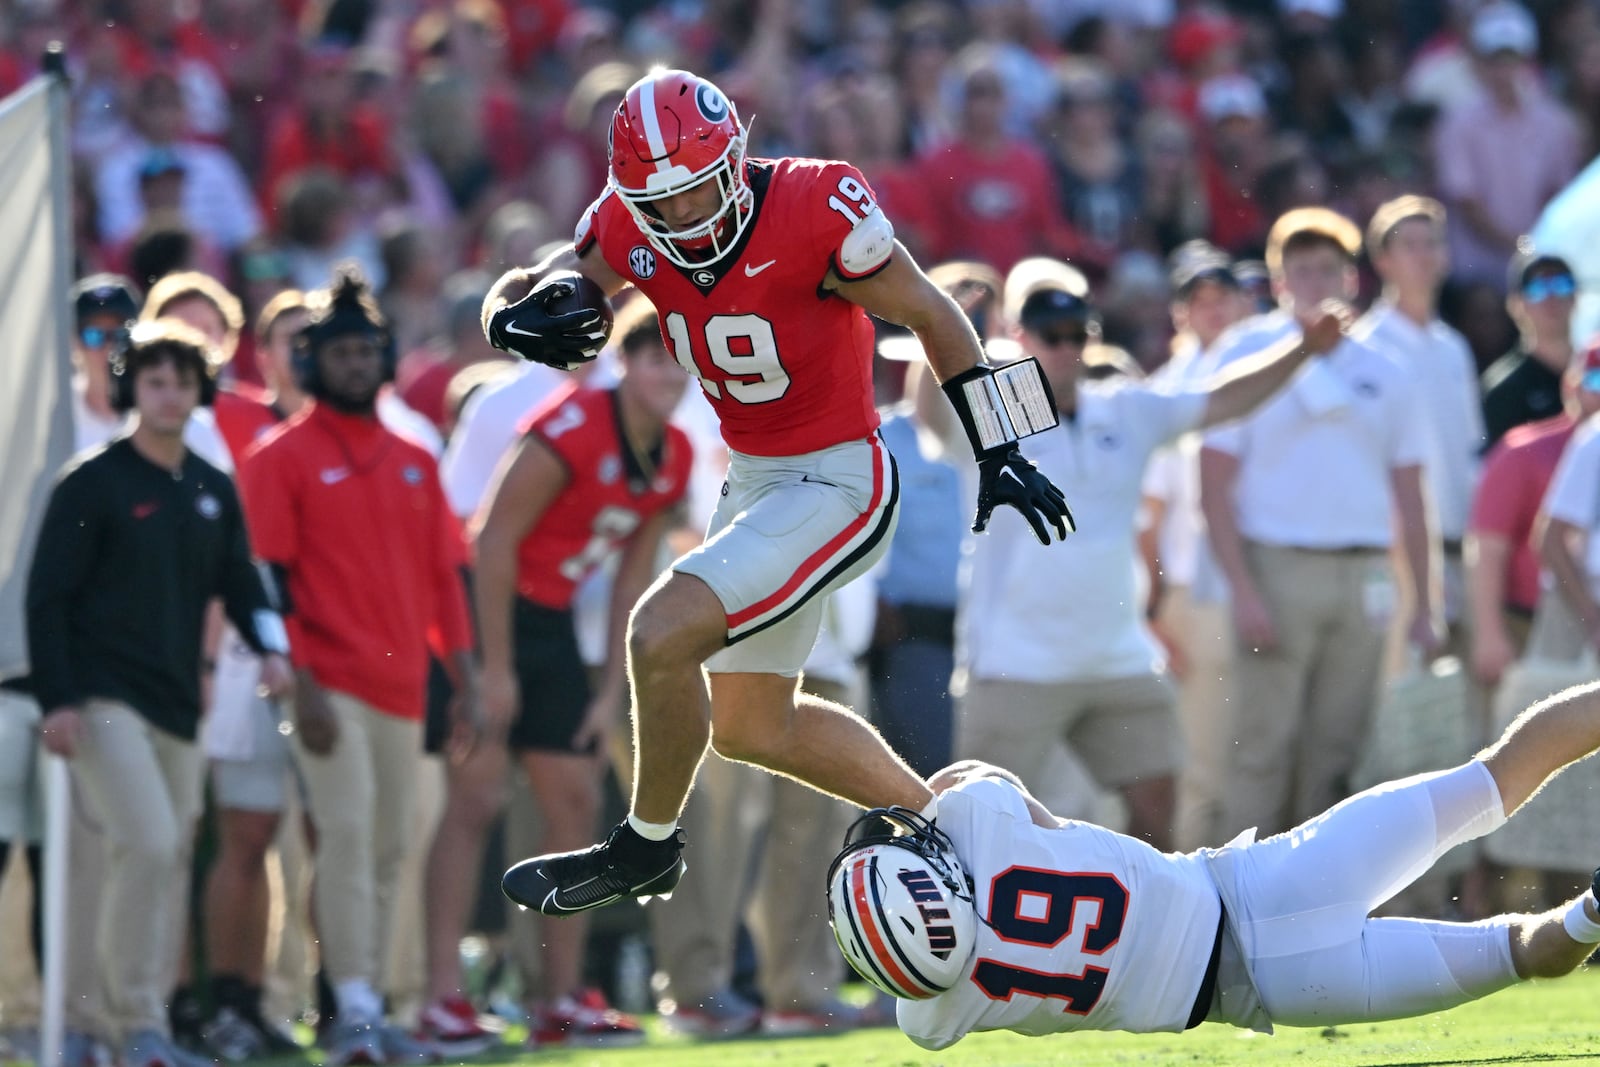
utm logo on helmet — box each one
[608,68,755,270]
[826,808,978,1001]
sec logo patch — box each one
[629,245,657,279]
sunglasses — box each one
[1039,328,1089,347]
[1522,274,1576,303]
[79,325,127,349]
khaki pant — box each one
[649,675,856,1011]
[1221,544,1388,839]
[263,787,314,1027]
[384,753,445,1023]
[64,773,108,1036]
[289,691,420,988]
[1160,587,1236,850]
[73,701,204,1040]
[955,673,1179,820]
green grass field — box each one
[452,969,1600,1067]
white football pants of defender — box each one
[1204,760,1516,1030]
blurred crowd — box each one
[4,0,1600,1062]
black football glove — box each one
[973,444,1074,545]
[485,275,608,370]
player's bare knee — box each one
[628,599,718,676]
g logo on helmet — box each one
[695,83,730,124]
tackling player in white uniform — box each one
[830,680,1600,1051]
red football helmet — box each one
[608,68,754,269]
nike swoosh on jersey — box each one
[320,467,350,485]
[744,259,777,277]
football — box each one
[482,267,615,368]
[540,269,615,341]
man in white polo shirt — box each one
[1353,196,1485,650]
[1142,244,1250,850]
[947,258,1347,849]
[1201,207,1441,840]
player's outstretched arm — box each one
[831,246,1074,544]
[1479,678,1600,817]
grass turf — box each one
[12,970,1595,1067]
[444,968,1600,1067]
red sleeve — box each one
[805,160,892,282]
[430,469,474,654]
[237,440,307,662]
[1467,442,1527,539]
[1024,149,1083,264]
[237,440,298,566]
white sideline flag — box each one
[0,74,74,680]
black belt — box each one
[1286,544,1386,556]
[1442,538,1464,557]
[1184,906,1227,1030]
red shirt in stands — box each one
[515,384,692,609]
[917,138,1076,273]
[239,404,471,718]
[259,106,395,216]
[1468,413,1576,615]
[578,157,882,457]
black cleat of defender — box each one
[503,821,686,916]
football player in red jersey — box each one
[487,67,1074,917]
[420,302,692,1048]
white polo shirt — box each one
[1541,412,1600,592]
[439,361,565,520]
[1203,315,1425,549]
[1143,336,1223,589]
[959,377,1207,684]
[1352,303,1484,540]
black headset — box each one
[289,324,397,400]
[107,325,218,413]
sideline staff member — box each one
[28,320,291,1067]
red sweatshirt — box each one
[239,403,470,718]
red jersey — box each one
[239,404,471,719]
[577,157,883,457]
[514,384,692,609]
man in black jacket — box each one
[27,320,291,1067]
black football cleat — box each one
[503,821,686,916]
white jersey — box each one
[899,777,1221,1050]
